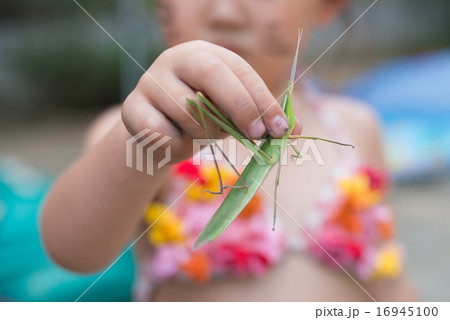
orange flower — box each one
[239,193,263,219]
[377,219,394,240]
[331,172,385,233]
[180,251,211,283]
[330,198,363,233]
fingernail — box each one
[269,115,289,136]
[247,119,266,139]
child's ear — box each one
[316,0,350,27]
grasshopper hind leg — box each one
[203,143,247,195]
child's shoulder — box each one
[320,94,385,166]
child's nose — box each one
[207,0,248,30]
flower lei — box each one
[141,158,286,285]
[306,166,403,281]
[141,158,403,286]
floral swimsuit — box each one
[133,85,403,301]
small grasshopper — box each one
[186,30,354,250]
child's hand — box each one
[122,40,300,164]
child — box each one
[41,0,416,301]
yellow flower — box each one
[372,244,402,280]
[339,174,381,209]
[186,164,237,202]
[144,203,185,245]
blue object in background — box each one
[345,49,450,181]
[0,156,135,301]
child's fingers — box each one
[139,69,224,140]
[172,49,268,139]
[122,91,191,159]
[196,41,291,138]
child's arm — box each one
[41,115,171,273]
[41,40,300,273]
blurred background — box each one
[0,0,449,301]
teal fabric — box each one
[0,157,135,301]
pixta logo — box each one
[126,129,172,176]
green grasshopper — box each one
[186,31,354,250]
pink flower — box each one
[211,243,269,276]
[206,217,286,277]
[362,205,395,242]
[359,166,389,192]
[149,245,189,281]
[175,198,222,237]
[307,226,365,269]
